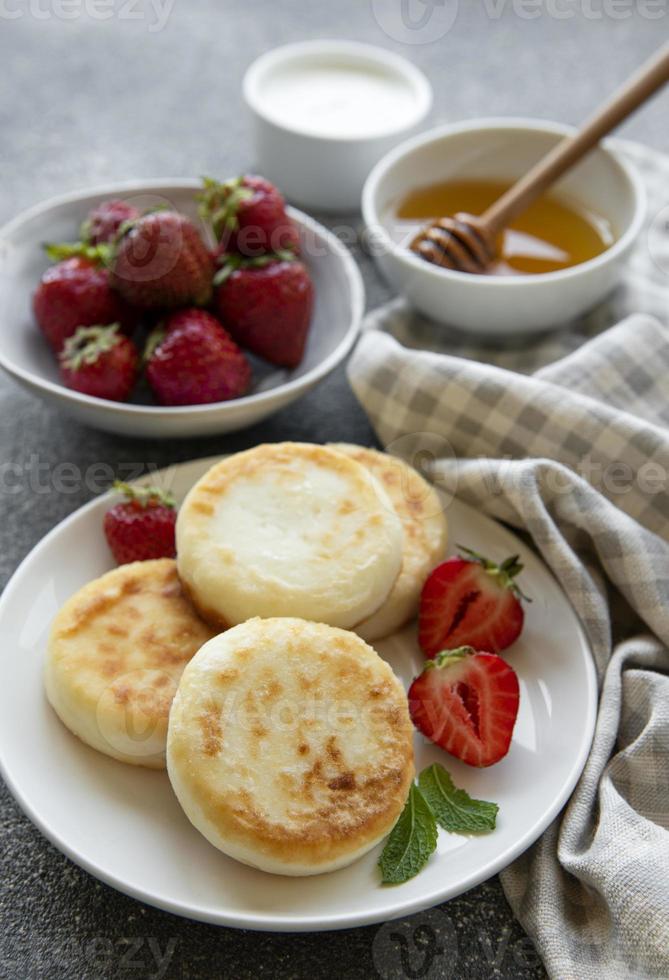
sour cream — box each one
[257,62,423,140]
[243,41,432,211]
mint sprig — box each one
[378,783,437,885]
[379,764,499,885]
[418,764,498,834]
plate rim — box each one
[0,179,365,417]
[0,454,598,931]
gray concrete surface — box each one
[1,2,667,977]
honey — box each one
[392,179,615,276]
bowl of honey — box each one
[362,119,645,334]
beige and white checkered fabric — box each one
[348,142,669,980]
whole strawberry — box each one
[409,646,520,767]
[104,481,177,564]
[419,547,529,658]
[59,324,138,401]
[110,211,213,310]
[81,199,140,245]
[199,175,300,257]
[145,308,251,406]
[215,254,314,368]
[33,255,137,353]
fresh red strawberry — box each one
[199,175,300,257]
[59,324,138,401]
[214,254,314,368]
[145,308,251,406]
[419,547,529,658]
[81,199,140,245]
[33,255,137,352]
[104,481,177,564]
[110,211,213,310]
[409,647,520,767]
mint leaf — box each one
[379,783,438,884]
[418,764,498,834]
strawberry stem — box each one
[426,646,476,670]
[212,249,297,287]
[60,324,122,371]
[456,544,531,602]
[143,326,166,365]
[198,176,254,240]
[112,480,175,509]
[44,241,112,265]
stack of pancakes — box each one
[45,442,448,875]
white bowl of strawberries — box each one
[0,177,364,438]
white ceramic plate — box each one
[0,456,597,931]
[0,181,364,438]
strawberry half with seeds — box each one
[214,253,314,368]
[419,547,529,658]
[409,647,520,767]
[199,175,300,257]
[59,324,138,401]
[81,199,141,245]
[104,481,177,565]
[33,252,137,352]
[110,211,213,310]
[145,308,251,406]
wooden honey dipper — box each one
[411,43,669,273]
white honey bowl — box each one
[362,118,646,335]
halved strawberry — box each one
[419,547,529,658]
[408,647,520,767]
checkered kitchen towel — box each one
[348,142,669,980]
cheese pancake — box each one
[332,445,448,641]
[45,559,215,769]
[176,443,404,630]
[167,617,415,876]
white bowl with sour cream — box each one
[243,41,433,213]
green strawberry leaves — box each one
[418,764,498,834]
[112,480,176,510]
[378,783,438,885]
[456,544,531,602]
[60,324,122,371]
[212,249,297,287]
[198,176,254,239]
[44,241,112,266]
[379,764,498,885]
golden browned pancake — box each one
[332,445,448,640]
[166,617,415,875]
[176,443,404,630]
[45,559,215,768]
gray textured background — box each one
[1,2,667,977]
